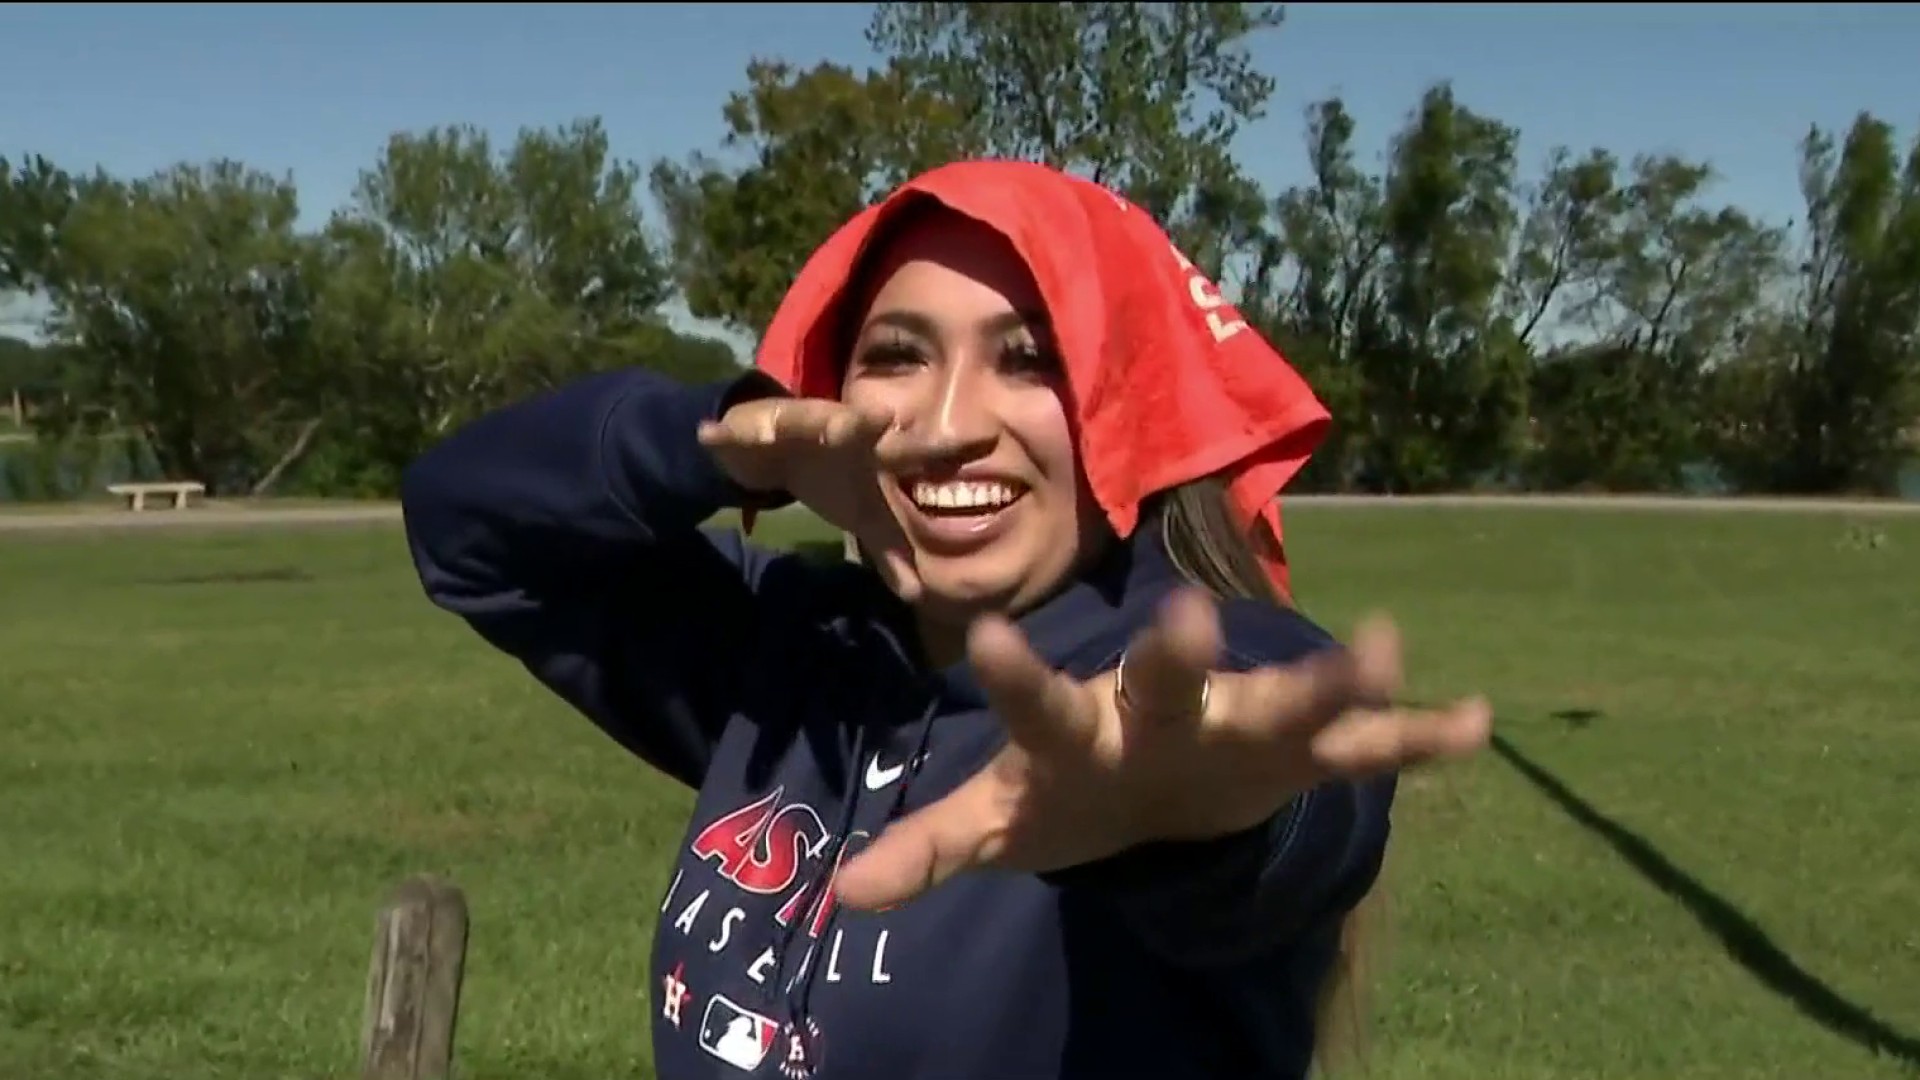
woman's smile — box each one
[891,470,1031,555]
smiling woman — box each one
[400,159,1490,1080]
[835,205,1099,640]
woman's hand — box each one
[834,588,1492,911]
[698,396,920,599]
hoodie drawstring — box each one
[772,682,942,1061]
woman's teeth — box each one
[910,480,1022,513]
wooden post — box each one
[361,875,469,1080]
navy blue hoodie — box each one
[400,366,1397,1080]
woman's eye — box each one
[1001,340,1061,379]
[855,340,923,372]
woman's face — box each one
[840,211,1106,624]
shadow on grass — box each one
[1548,707,1602,729]
[1491,732,1920,1068]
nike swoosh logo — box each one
[865,754,906,791]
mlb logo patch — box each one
[698,994,778,1071]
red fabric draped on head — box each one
[753,159,1330,600]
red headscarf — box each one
[752,159,1329,599]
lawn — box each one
[1,506,1916,1080]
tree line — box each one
[3,2,1917,500]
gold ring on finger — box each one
[1113,650,1211,722]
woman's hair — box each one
[1157,476,1386,1076]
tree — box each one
[4,124,730,501]
[651,60,972,338]
[1502,146,1621,351]
[314,117,687,490]
[1714,113,1920,494]
[868,1,1283,275]
[1253,84,1787,494]
[0,334,65,425]
[21,160,325,494]
[1243,98,1382,490]
[1527,154,1781,491]
[1252,85,1530,492]
[1,154,82,427]
[1357,84,1530,492]
[0,154,79,294]
[659,3,1287,342]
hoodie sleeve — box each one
[1043,604,1395,968]
[398,365,797,789]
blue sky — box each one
[4,2,1918,344]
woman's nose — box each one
[916,355,1000,458]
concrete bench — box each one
[107,481,206,511]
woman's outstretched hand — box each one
[698,396,921,600]
[834,588,1492,912]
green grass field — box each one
[2,507,1917,1080]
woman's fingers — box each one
[835,774,1005,912]
[698,397,895,453]
[1308,697,1493,777]
[1198,615,1415,749]
[968,616,1097,757]
[1114,588,1221,726]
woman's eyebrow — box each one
[861,309,1051,337]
